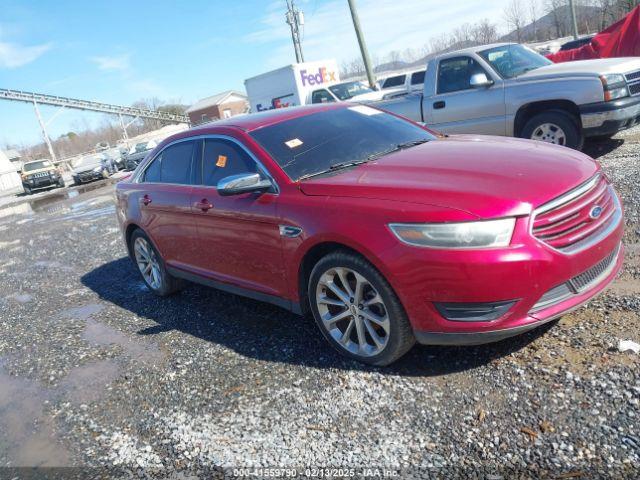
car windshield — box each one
[328,81,373,100]
[479,44,552,79]
[135,143,149,152]
[249,106,437,181]
[23,160,52,172]
[77,155,103,166]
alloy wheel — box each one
[530,122,566,145]
[315,267,390,357]
[134,237,162,290]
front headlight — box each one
[600,74,628,101]
[389,218,516,248]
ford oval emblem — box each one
[589,205,603,219]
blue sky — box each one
[0,0,508,147]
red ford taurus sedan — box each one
[115,103,624,365]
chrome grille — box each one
[31,171,50,178]
[625,69,640,96]
[629,83,640,96]
[532,175,619,253]
[625,69,640,81]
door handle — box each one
[195,198,213,212]
[142,194,152,206]
[433,101,446,109]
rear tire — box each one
[308,251,415,366]
[521,110,584,150]
[130,229,185,296]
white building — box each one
[0,150,22,196]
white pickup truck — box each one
[377,42,640,149]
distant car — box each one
[125,141,157,171]
[20,159,65,194]
[104,147,126,171]
[559,35,595,51]
[71,153,114,185]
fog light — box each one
[434,300,516,322]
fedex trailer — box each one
[244,59,341,112]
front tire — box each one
[23,186,32,195]
[130,229,185,296]
[521,110,583,150]
[308,251,415,366]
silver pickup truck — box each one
[377,42,640,150]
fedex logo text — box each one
[300,67,337,86]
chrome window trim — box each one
[133,134,280,194]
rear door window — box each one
[382,75,406,88]
[142,141,195,184]
[410,70,425,85]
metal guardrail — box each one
[0,88,190,123]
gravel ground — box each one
[0,133,639,479]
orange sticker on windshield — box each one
[285,138,303,148]
[216,155,227,167]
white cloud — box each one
[90,53,131,71]
[0,41,51,68]
[246,0,508,70]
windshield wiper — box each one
[298,159,370,181]
[298,138,432,181]
[396,138,431,149]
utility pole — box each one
[347,0,376,90]
[568,0,579,40]
[32,100,57,164]
[285,0,304,63]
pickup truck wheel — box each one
[521,111,583,150]
[308,251,415,366]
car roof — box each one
[438,42,515,58]
[189,103,345,133]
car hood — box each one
[73,162,102,174]
[298,135,599,219]
[517,58,640,80]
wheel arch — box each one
[296,239,390,316]
[514,100,581,137]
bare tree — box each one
[471,19,499,44]
[546,0,566,38]
[529,0,540,41]
[504,0,526,42]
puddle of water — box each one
[0,362,71,467]
[60,303,104,321]
[0,239,21,248]
[83,319,165,365]
[8,293,33,303]
[58,359,120,404]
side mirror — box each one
[217,173,273,196]
[470,73,494,88]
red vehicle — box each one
[115,104,624,365]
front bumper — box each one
[581,95,640,136]
[23,175,61,190]
[73,170,104,183]
[381,191,624,345]
[414,243,623,345]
